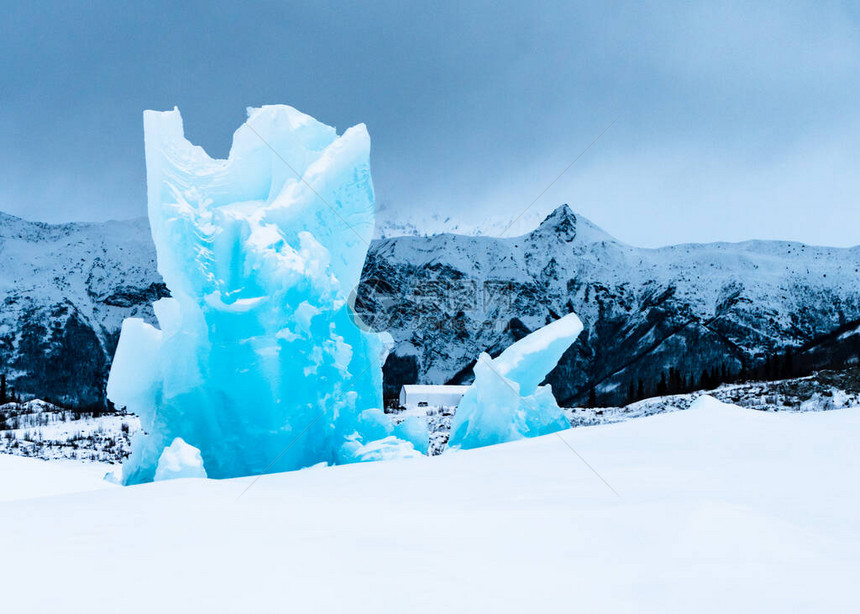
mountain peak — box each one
[530,205,622,246]
[535,204,577,241]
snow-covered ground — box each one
[0,400,137,463]
[567,372,860,427]
[1,397,857,613]
[3,370,857,465]
[390,371,860,454]
[0,454,113,502]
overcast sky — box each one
[1,1,858,247]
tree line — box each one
[0,374,21,405]
[587,345,855,408]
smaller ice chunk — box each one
[154,438,207,481]
[106,317,163,415]
[103,466,123,485]
[336,409,427,463]
[393,415,430,455]
[492,313,585,396]
[355,408,394,442]
[339,410,429,460]
[448,313,583,450]
[349,436,423,463]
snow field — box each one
[1,397,858,613]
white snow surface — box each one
[1,397,858,613]
[0,401,138,463]
[0,455,115,502]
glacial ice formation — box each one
[154,438,207,481]
[107,105,402,484]
[393,415,430,455]
[448,313,583,450]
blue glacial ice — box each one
[447,313,583,450]
[107,105,406,484]
[153,438,207,481]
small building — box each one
[398,385,470,409]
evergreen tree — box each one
[627,382,635,404]
[781,349,794,379]
[670,367,683,394]
[0,374,6,405]
[656,371,668,396]
[765,356,774,379]
[637,379,645,400]
[588,386,597,408]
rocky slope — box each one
[2,206,858,408]
[0,212,166,408]
[358,205,860,405]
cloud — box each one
[0,1,857,247]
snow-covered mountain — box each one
[358,205,860,405]
[0,211,165,408]
[2,205,859,408]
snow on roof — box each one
[400,385,470,395]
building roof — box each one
[400,385,470,395]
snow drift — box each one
[4,399,859,613]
